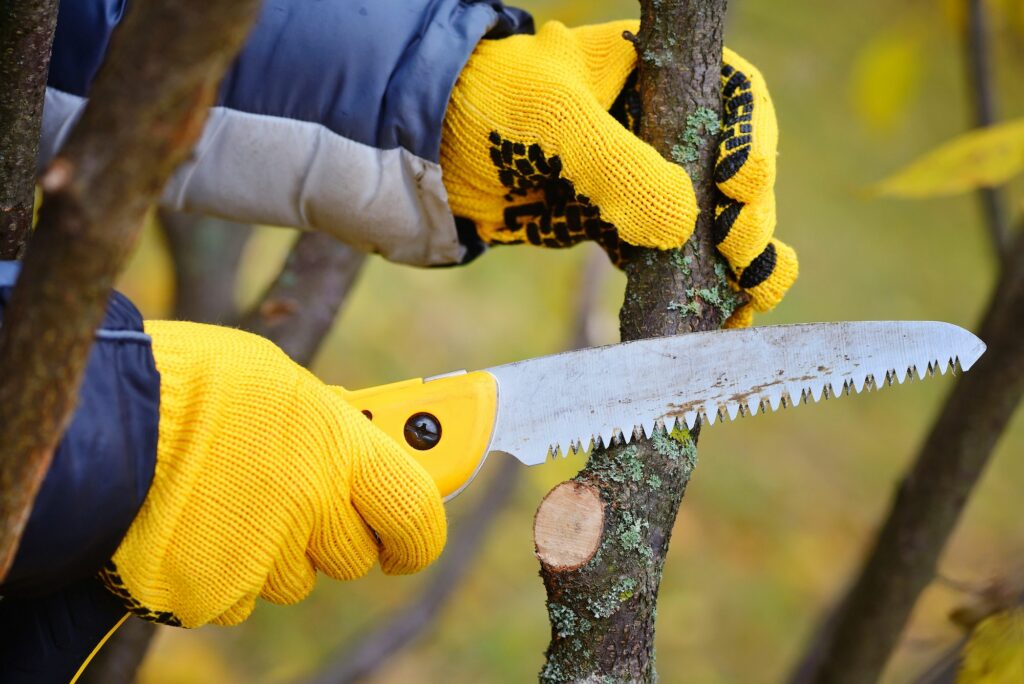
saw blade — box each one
[482,321,985,465]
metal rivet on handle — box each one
[404,412,441,450]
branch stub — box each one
[533,481,605,571]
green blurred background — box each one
[115,0,1024,681]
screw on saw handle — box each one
[338,371,498,500]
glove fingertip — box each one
[741,239,798,312]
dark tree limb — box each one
[240,232,366,366]
[0,0,59,258]
[964,0,1011,261]
[0,0,262,579]
[157,208,252,323]
[534,2,735,681]
[793,236,1024,684]
[791,1,1023,678]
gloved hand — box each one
[440,20,797,324]
[98,322,446,629]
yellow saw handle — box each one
[337,370,498,500]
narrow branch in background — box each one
[535,1,733,680]
[0,0,59,258]
[792,1,1022,679]
[793,220,1024,684]
[157,209,252,323]
[302,246,608,684]
[240,232,365,366]
[78,617,158,684]
[0,0,262,579]
[305,456,521,684]
[964,0,1011,259]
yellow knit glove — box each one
[98,322,446,629]
[441,21,797,324]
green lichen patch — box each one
[540,660,569,683]
[668,249,692,276]
[651,426,698,472]
[549,602,580,638]
[646,473,662,490]
[587,576,637,619]
[667,300,701,317]
[588,444,644,484]
[671,106,721,170]
[686,283,742,321]
[617,512,653,561]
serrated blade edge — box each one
[483,321,985,465]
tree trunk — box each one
[534,1,734,681]
[0,0,262,580]
[0,0,59,258]
[792,231,1024,684]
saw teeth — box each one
[745,396,760,415]
[561,348,969,457]
[852,372,867,393]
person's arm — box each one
[41,0,533,267]
[0,260,447,681]
[41,2,797,322]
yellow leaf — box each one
[872,118,1024,198]
[849,31,923,132]
[957,608,1024,684]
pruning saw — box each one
[339,320,987,499]
[51,320,986,684]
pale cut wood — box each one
[534,482,605,571]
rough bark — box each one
[240,232,366,366]
[0,0,261,580]
[535,2,734,681]
[157,208,252,323]
[0,0,59,258]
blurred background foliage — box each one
[114,0,1024,681]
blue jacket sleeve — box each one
[0,262,160,597]
[42,0,534,266]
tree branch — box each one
[0,0,59,258]
[239,232,365,366]
[157,208,252,323]
[304,455,521,684]
[791,1,1023,678]
[793,233,1024,684]
[0,0,262,579]
[534,2,732,681]
[964,0,1011,261]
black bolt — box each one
[404,413,441,450]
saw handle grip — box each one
[337,371,497,500]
